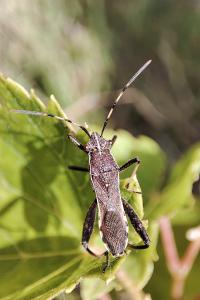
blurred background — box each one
[0,0,200,299]
[1,0,200,161]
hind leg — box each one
[82,199,109,272]
[122,198,150,249]
[82,199,98,256]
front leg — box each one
[68,134,87,153]
[122,198,150,249]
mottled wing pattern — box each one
[100,210,128,256]
[90,150,128,256]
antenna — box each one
[100,60,152,136]
[11,109,91,137]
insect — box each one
[13,60,151,272]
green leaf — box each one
[109,133,160,288]
[121,221,159,289]
[171,201,200,225]
[0,75,156,299]
[81,277,116,300]
[147,143,200,219]
[110,130,166,200]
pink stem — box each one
[171,276,185,300]
[98,295,112,300]
[159,216,180,274]
[159,217,200,300]
[180,239,200,274]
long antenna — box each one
[11,109,91,137]
[100,60,152,136]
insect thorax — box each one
[85,132,111,153]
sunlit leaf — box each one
[111,130,166,200]
[81,277,116,300]
[146,144,200,219]
[121,221,159,290]
[0,75,156,299]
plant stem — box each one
[98,294,112,300]
[159,217,200,300]
[181,238,200,274]
[159,216,180,274]
[116,270,151,300]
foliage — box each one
[0,75,159,299]
[0,76,199,300]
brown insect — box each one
[13,60,151,272]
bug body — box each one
[87,133,128,256]
[13,60,152,272]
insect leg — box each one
[122,158,141,193]
[68,134,87,153]
[119,157,140,172]
[68,166,89,172]
[110,135,117,148]
[102,251,109,273]
[82,200,110,272]
[122,199,150,249]
[82,199,99,256]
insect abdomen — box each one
[100,210,128,256]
